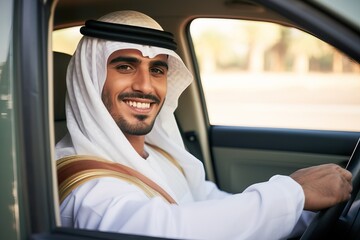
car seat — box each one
[53,51,71,143]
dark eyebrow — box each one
[152,60,169,70]
[109,56,140,65]
[109,56,168,70]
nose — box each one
[132,68,153,94]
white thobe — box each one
[59,146,312,240]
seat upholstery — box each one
[53,51,71,143]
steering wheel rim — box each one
[300,138,360,240]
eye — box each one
[115,64,133,72]
[150,67,165,75]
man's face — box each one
[102,49,168,137]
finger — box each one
[346,187,352,200]
[343,180,353,201]
[333,165,352,181]
[342,169,353,182]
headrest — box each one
[53,51,71,121]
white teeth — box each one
[127,101,150,109]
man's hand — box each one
[290,164,352,211]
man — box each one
[55,10,352,239]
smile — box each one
[125,100,151,109]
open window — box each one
[190,18,360,132]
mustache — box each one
[118,92,161,104]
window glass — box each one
[0,1,19,239]
[190,18,360,131]
[314,0,360,30]
[53,26,82,55]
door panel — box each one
[210,126,360,192]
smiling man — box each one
[102,49,168,157]
[55,10,352,240]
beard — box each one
[113,113,156,135]
[102,92,164,136]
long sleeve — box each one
[60,175,304,240]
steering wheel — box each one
[300,138,360,240]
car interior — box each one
[2,0,358,239]
[52,0,360,191]
[53,51,70,143]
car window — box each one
[0,1,19,239]
[53,26,82,55]
[190,18,360,132]
[314,0,360,31]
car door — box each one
[5,0,358,239]
[182,0,360,193]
